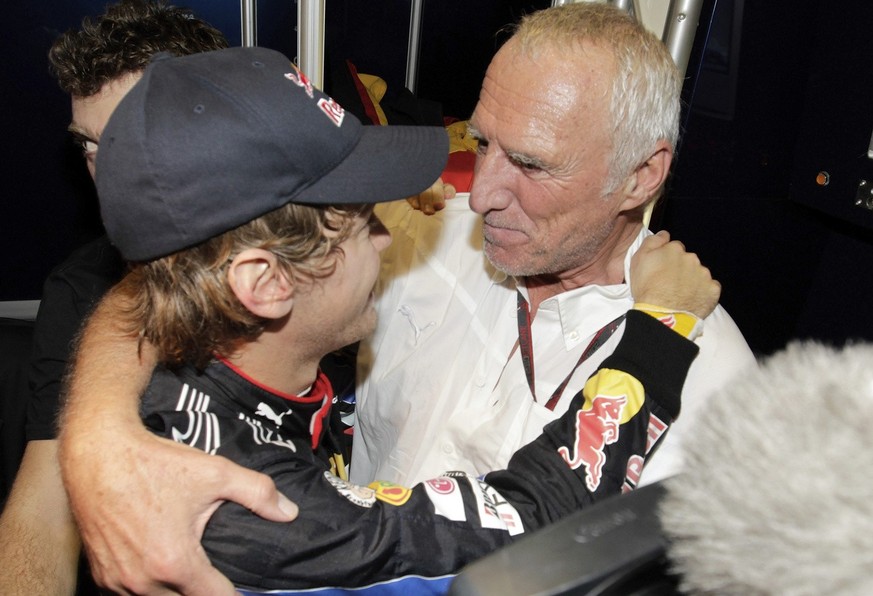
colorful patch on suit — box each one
[323,471,375,508]
[557,393,628,492]
[623,414,670,493]
[368,480,413,506]
[468,478,524,536]
[423,476,466,522]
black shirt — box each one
[26,235,124,441]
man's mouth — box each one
[483,221,526,246]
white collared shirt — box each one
[352,196,756,486]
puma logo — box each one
[255,402,292,426]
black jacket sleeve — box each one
[188,312,698,590]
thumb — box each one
[638,230,671,254]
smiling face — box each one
[468,39,633,281]
[69,73,141,179]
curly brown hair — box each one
[116,203,370,370]
[49,0,228,97]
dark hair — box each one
[49,0,228,97]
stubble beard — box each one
[483,216,616,279]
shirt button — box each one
[442,443,454,455]
[568,330,579,341]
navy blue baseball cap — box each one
[96,46,449,261]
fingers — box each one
[62,424,295,595]
[85,542,238,596]
[212,458,298,521]
[152,548,238,596]
[405,178,456,215]
[630,233,721,319]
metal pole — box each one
[298,0,326,89]
[612,0,636,18]
[662,0,705,77]
[405,0,424,93]
[240,0,257,47]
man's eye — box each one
[79,139,99,156]
[511,156,542,171]
[475,139,489,154]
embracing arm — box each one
[58,283,298,595]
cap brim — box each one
[296,125,449,205]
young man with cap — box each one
[71,45,707,592]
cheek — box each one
[514,187,573,237]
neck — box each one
[524,220,642,315]
[223,327,320,397]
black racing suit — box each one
[140,310,697,592]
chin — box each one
[348,311,378,344]
[484,248,536,277]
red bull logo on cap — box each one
[557,394,628,492]
[284,67,314,98]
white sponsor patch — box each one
[468,478,524,536]
[323,471,375,508]
[645,413,669,455]
[238,413,297,452]
[423,476,466,522]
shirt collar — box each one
[516,228,651,350]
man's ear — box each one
[227,248,294,320]
[618,140,673,213]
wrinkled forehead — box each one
[472,39,614,142]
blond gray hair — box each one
[511,2,681,195]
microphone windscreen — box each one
[660,341,873,595]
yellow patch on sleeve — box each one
[634,303,702,340]
[368,480,413,506]
[582,368,645,424]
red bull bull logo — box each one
[284,67,314,98]
[557,394,628,492]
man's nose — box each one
[469,151,513,215]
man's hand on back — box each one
[58,287,298,595]
[61,423,297,595]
